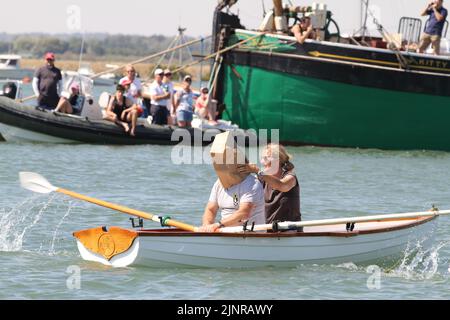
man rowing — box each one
[199,133,265,232]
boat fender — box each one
[159,216,172,228]
[250,221,255,232]
[346,222,355,232]
[242,220,249,232]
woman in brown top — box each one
[238,144,301,224]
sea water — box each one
[1,85,450,299]
[1,143,450,300]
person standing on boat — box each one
[174,75,195,128]
[142,68,171,125]
[419,0,448,55]
[162,69,175,125]
[238,144,301,224]
[32,52,63,110]
[291,16,318,44]
[104,84,138,136]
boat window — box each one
[0,59,7,64]
[8,60,17,66]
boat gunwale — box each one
[230,47,450,78]
[234,28,450,62]
[136,216,436,238]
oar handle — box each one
[58,188,198,231]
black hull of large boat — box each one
[0,97,222,145]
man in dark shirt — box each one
[418,0,448,55]
[32,52,63,109]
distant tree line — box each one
[0,33,211,60]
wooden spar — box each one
[171,32,266,74]
[273,0,287,32]
[273,0,283,17]
[91,35,212,79]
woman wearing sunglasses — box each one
[238,143,301,224]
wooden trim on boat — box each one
[233,48,450,78]
[137,216,437,238]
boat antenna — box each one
[78,31,85,70]
[262,0,266,16]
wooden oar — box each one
[220,208,449,233]
[19,172,198,232]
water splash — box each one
[387,237,449,281]
[49,200,74,256]
[0,194,56,252]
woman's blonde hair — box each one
[265,143,295,171]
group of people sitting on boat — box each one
[199,143,301,232]
[32,54,216,136]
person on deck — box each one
[120,78,145,118]
[119,65,142,104]
[32,52,63,110]
[418,0,448,55]
[199,147,265,233]
[174,75,195,128]
[54,83,82,114]
[291,16,318,44]
[238,143,301,224]
[142,69,171,125]
[195,87,211,120]
[162,69,175,125]
[104,84,138,136]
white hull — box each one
[0,122,77,143]
[75,217,437,268]
[93,78,116,87]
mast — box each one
[273,0,287,32]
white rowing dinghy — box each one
[17,172,442,269]
[73,216,437,268]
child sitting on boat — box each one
[54,83,84,115]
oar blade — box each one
[19,172,58,194]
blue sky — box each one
[0,1,431,38]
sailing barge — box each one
[212,0,450,151]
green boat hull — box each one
[222,64,450,151]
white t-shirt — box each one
[208,175,265,225]
[162,81,174,112]
[119,77,142,104]
[148,81,169,107]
